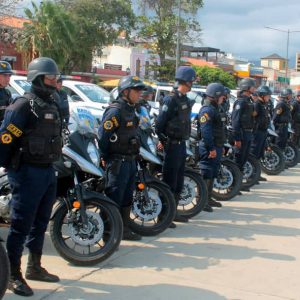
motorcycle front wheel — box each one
[261,145,285,175]
[129,181,176,236]
[284,142,299,168]
[50,199,123,266]
[212,159,242,201]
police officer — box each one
[156,66,195,225]
[98,75,146,241]
[0,61,13,123]
[54,75,70,125]
[251,86,272,159]
[250,91,259,103]
[273,88,292,150]
[231,78,256,173]
[290,90,300,147]
[198,83,225,212]
[138,84,154,113]
[0,57,62,297]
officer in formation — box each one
[155,66,196,226]
[231,78,256,177]
[273,88,292,150]
[138,84,154,113]
[0,61,13,123]
[290,90,300,147]
[0,57,62,297]
[198,83,226,212]
[98,76,146,241]
[250,86,272,182]
[54,75,70,126]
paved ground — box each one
[2,166,300,300]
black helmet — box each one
[257,85,272,97]
[224,87,231,95]
[118,75,146,94]
[141,85,154,97]
[238,78,256,91]
[175,66,196,83]
[206,83,225,99]
[27,57,59,82]
[0,61,13,74]
[280,88,293,98]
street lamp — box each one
[265,26,300,85]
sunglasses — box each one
[44,74,60,80]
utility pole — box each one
[175,0,182,72]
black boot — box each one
[208,198,222,208]
[8,264,33,297]
[121,207,142,241]
[25,253,60,282]
[173,193,189,223]
[259,176,267,182]
[204,178,220,210]
[203,204,213,212]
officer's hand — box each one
[208,149,217,158]
[101,158,106,169]
[234,141,242,148]
[157,141,164,151]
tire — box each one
[261,145,285,175]
[212,159,242,201]
[176,169,207,219]
[283,142,299,168]
[129,181,176,236]
[50,199,123,266]
[0,241,10,300]
[242,154,261,189]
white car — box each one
[9,75,109,123]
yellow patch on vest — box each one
[111,116,119,127]
[126,121,133,127]
[200,116,207,123]
[103,120,113,130]
[1,133,13,144]
[7,123,22,137]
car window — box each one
[62,86,83,102]
[15,80,31,92]
[74,84,110,104]
[187,91,203,104]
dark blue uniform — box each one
[251,99,270,159]
[231,95,254,170]
[290,99,300,146]
[0,87,12,123]
[98,98,139,208]
[156,90,191,196]
[0,91,62,269]
[198,99,225,179]
[272,99,291,150]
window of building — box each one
[136,58,141,77]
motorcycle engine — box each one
[0,194,11,220]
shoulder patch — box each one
[103,120,113,130]
[111,116,119,127]
[200,115,208,123]
[6,123,22,137]
[126,121,133,127]
[1,133,13,144]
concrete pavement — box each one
[2,166,300,300]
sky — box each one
[197,0,300,65]
[17,0,300,66]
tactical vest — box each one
[255,101,270,130]
[202,100,225,147]
[0,88,11,122]
[292,101,300,123]
[275,101,291,124]
[107,99,140,156]
[165,93,191,140]
[20,93,62,165]
[235,96,254,129]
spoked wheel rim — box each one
[262,149,280,170]
[214,166,234,191]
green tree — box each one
[57,0,136,71]
[194,66,236,88]
[137,0,203,75]
[17,1,76,72]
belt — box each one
[110,154,136,161]
[168,139,185,145]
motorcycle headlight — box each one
[87,142,100,167]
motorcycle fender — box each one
[81,189,119,208]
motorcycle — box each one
[0,235,9,300]
[283,126,299,168]
[260,127,285,175]
[50,106,123,266]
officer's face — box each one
[178,82,192,94]
[263,95,271,103]
[125,88,143,104]
[44,75,58,88]
[0,73,11,88]
[56,81,63,90]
